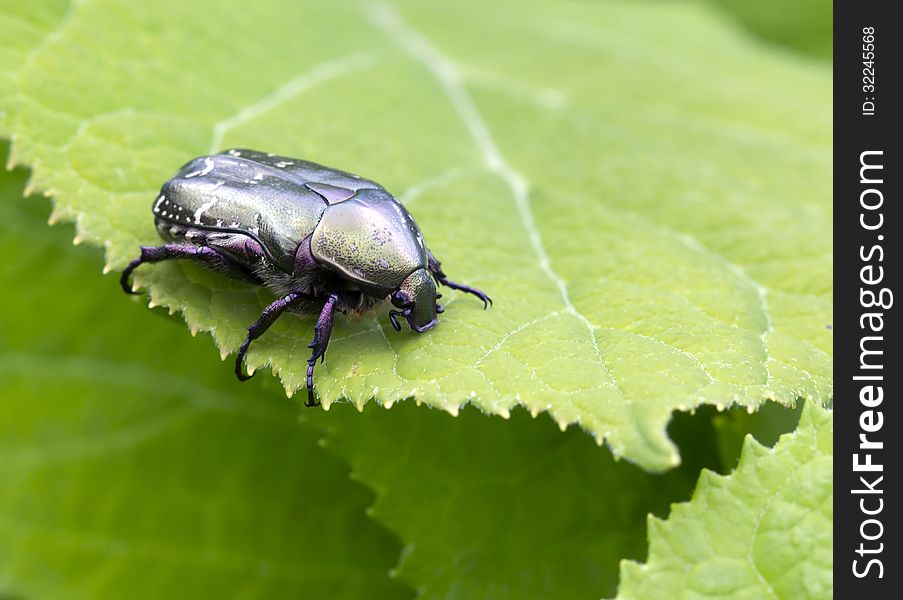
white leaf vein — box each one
[368,1,625,408]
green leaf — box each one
[0,157,411,599]
[316,403,703,600]
[0,0,832,470]
[615,401,833,599]
[707,0,832,60]
[314,399,806,600]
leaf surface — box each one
[0,0,832,469]
[709,0,832,59]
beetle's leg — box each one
[426,250,492,309]
[388,308,411,332]
[121,244,249,294]
[235,292,307,382]
[306,293,340,407]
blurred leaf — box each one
[616,401,833,599]
[711,399,804,470]
[0,156,411,599]
[707,0,832,60]
[0,0,832,470]
[314,396,805,599]
[316,403,701,599]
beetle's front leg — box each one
[426,250,492,309]
[306,293,339,408]
[235,292,308,382]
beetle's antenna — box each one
[437,276,492,309]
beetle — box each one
[121,149,491,407]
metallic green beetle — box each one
[121,149,491,406]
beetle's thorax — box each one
[310,188,428,293]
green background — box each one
[1,0,831,597]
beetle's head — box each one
[390,268,438,333]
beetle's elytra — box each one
[121,149,491,406]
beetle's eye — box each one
[391,291,412,308]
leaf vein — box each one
[208,51,378,154]
[368,0,629,416]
